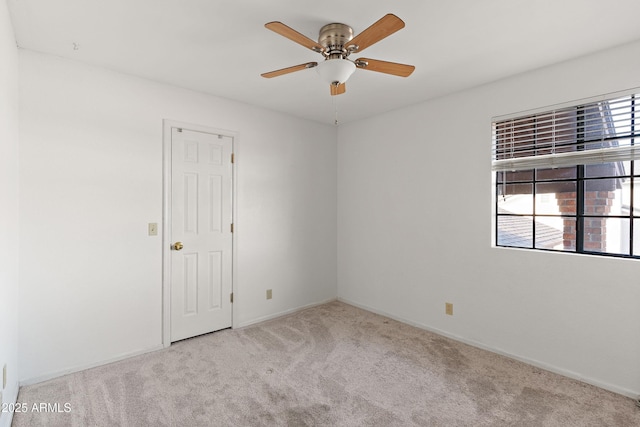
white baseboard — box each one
[337,297,639,399]
[235,298,338,329]
[19,299,337,386]
[0,381,19,427]
[19,344,164,387]
[19,297,636,400]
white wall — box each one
[18,50,337,382]
[0,1,20,425]
[338,40,640,397]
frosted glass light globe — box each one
[316,59,356,85]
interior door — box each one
[170,127,233,342]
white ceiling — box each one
[7,0,640,125]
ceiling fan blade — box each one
[330,83,346,96]
[261,62,318,78]
[265,22,325,53]
[346,14,405,53]
[355,58,415,77]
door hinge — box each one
[231,223,234,233]
[231,153,235,164]
[230,292,234,303]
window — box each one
[492,91,640,257]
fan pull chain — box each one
[333,94,339,126]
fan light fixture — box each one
[315,59,356,85]
[261,14,415,96]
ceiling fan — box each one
[261,14,415,96]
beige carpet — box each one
[12,301,640,426]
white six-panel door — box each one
[170,127,233,342]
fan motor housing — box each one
[318,23,353,58]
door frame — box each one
[162,119,238,347]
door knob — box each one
[172,242,184,251]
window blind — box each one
[492,91,640,172]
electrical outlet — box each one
[445,303,453,316]
[266,289,272,300]
[148,223,158,236]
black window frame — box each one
[495,99,640,259]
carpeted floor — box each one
[12,301,640,426]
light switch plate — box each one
[266,289,272,300]
[148,223,158,236]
